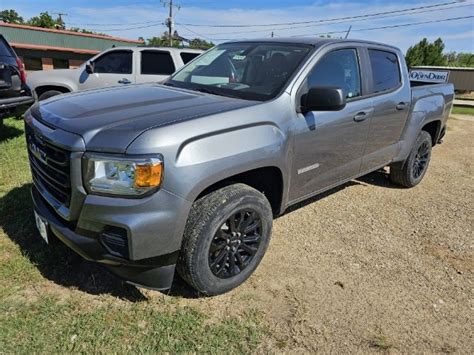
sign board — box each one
[409,69,450,83]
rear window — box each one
[180,52,200,64]
[23,57,43,71]
[368,49,401,93]
[141,51,175,75]
[0,37,15,57]
[53,58,69,69]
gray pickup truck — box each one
[25,38,453,295]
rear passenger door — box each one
[79,49,135,90]
[136,50,176,84]
[360,48,411,172]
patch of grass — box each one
[452,106,474,116]
[0,296,262,353]
[368,334,393,350]
[0,117,265,352]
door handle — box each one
[118,78,131,84]
[396,102,408,111]
[353,111,368,122]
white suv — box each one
[27,46,203,100]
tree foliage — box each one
[0,9,24,24]
[444,51,474,67]
[405,38,447,67]
[26,12,63,29]
[146,31,214,49]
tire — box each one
[38,90,64,101]
[177,183,273,296]
[390,130,432,187]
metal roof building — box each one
[0,22,143,71]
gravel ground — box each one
[169,116,473,352]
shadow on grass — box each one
[0,121,23,142]
[0,183,148,302]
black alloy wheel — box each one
[209,209,262,279]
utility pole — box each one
[271,31,274,38]
[52,12,67,29]
[162,0,180,47]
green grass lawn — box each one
[452,106,474,116]
[0,118,263,353]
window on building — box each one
[141,50,175,75]
[22,57,43,71]
[53,58,69,69]
[308,49,361,99]
[368,49,401,93]
[180,52,200,64]
[93,50,133,74]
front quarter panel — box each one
[126,99,292,204]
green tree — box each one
[188,38,214,50]
[445,51,474,67]
[0,9,24,24]
[405,38,447,67]
[26,12,61,29]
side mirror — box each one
[300,86,346,113]
[85,62,94,74]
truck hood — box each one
[31,84,258,152]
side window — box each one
[180,52,200,64]
[368,49,401,93]
[93,51,132,74]
[307,49,361,99]
[141,51,175,75]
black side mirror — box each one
[300,86,346,113]
[85,62,94,74]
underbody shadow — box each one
[0,184,147,302]
[355,168,404,189]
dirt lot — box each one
[180,116,473,352]
[1,117,472,352]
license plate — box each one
[34,211,48,244]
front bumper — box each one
[32,184,183,290]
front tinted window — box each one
[180,52,200,64]
[141,51,175,75]
[168,43,311,101]
[308,49,361,99]
[94,50,132,74]
[368,49,401,93]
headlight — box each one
[83,154,163,197]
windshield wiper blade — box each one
[194,86,239,99]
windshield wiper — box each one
[194,86,239,99]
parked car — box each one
[27,46,203,100]
[0,34,34,126]
[26,38,453,295]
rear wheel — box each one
[177,183,273,296]
[38,90,64,101]
[390,130,432,187]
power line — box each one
[86,22,165,32]
[177,3,472,36]
[293,15,474,38]
[176,0,466,28]
[203,15,474,41]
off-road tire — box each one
[390,130,432,187]
[177,183,273,296]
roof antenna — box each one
[345,25,352,39]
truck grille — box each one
[26,126,71,207]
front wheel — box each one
[177,183,273,296]
[390,130,432,187]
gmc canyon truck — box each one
[27,46,203,101]
[25,38,453,296]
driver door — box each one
[78,49,135,91]
[290,48,373,202]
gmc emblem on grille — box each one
[30,142,48,164]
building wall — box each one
[15,48,93,71]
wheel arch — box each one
[35,84,72,98]
[195,166,285,216]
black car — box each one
[0,34,34,126]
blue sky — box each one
[8,0,474,53]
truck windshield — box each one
[165,42,312,101]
